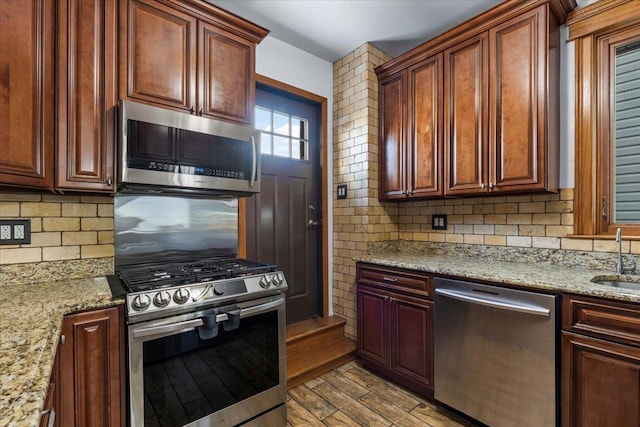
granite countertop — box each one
[356,253,640,303]
[0,277,122,427]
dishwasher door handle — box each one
[435,288,551,316]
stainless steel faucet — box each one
[616,228,636,275]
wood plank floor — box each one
[286,360,481,427]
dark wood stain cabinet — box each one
[376,0,572,200]
[121,0,266,125]
[0,0,55,190]
[57,0,118,192]
[356,263,434,398]
[57,306,125,427]
[562,294,640,427]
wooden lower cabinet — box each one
[57,305,125,427]
[562,332,640,427]
[562,294,640,427]
[357,263,433,397]
[40,352,59,427]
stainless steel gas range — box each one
[111,195,288,427]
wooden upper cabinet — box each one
[121,0,268,125]
[122,0,197,112]
[408,55,443,198]
[0,0,55,190]
[379,74,405,199]
[489,5,555,193]
[444,34,488,196]
[379,55,442,201]
[57,0,118,192]
[199,22,254,123]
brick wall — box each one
[0,193,114,281]
[332,43,393,338]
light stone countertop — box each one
[0,277,123,427]
[356,253,640,303]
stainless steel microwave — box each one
[118,100,260,196]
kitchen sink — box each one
[591,276,640,291]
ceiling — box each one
[208,0,503,62]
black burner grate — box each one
[118,257,277,292]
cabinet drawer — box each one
[357,263,432,298]
[563,294,640,347]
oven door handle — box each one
[132,298,284,338]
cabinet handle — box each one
[189,106,195,114]
[107,177,113,187]
[384,295,390,302]
[480,182,486,189]
[382,277,397,283]
[41,409,56,427]
[199,108,203,116]
[489,182,495,190]
[60,335,65,345]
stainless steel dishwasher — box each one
[434,277,558,427]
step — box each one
[286,315,357,388]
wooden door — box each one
[379,73,406,200]
[357,285,390,366]
[0,0,54,190]
[59,306,124,427]
[57,0,117,192]
[390,292,433,390]
[562,332,640,427]
[444,33,488,196]
[489,5,547,192]
[198,22,254,124]
[246,84,323,323]
[407,54,443,198]
[121,0,196,112]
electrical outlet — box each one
[14,224,25,240]
[0,225,10,240]
[0,219,31,245]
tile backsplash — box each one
[0,192,114,284]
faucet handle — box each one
[623,254,637,275]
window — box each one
[569,0,640,236]
[254,106,309,160]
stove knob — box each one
[132,294,151,311]
[272,273,284,286]
[153,291,171,307]
[213,286,224,296]
[259,276,271,289]
[173,288,190,304]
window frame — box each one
[568,0,640,237]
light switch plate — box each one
[337,184,347,199]
[432,214,447,230]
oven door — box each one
[128,294,286,427]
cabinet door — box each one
[390,293,433,389]
[59,306,124,427]
[57,0,117,192]
[489,5,548,192]
[0,0,54,190]
[122,0,196,112]
[407,54,443,198]
[357,285,390,366]
[562,332,640,427]
[379,73,406,200]
[198,22,254,124]
[444,33,488,196]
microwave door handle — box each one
[250,135,257,187]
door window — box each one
[255,106,309,160]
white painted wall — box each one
[255,36,335,314]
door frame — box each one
[239,74,329,317]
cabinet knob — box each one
[489,182,495,190]
[189,106,195,114]
[107,177,113,187]
[60,334,66,345]
[480,182,486,189]
[199,108,203,116]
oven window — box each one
[142,311,279,426]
